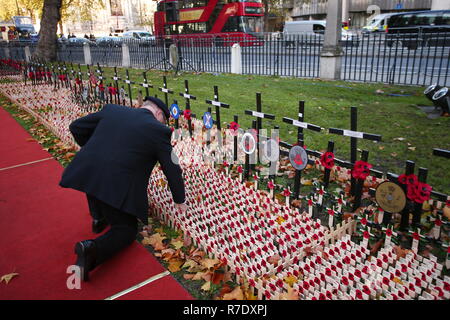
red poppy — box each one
[319,293,326,300]
[412,182,432,204]
[363,231,370,239]
[343,257,351,264]
[355,290,363,300]
[183,109,192,120]
[360,217,368,226]
[355,269,362,278]
[385,228,393,237]
[341,276,349,286]
[320,152,335,169]
[283,188,291,197]
[382,277,390,286]
[237,166,243,173]
[267,180,274,189]
[352,160,372,180]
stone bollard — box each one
[169,44,178,67]
[122,43,131,68]
[83,42,92,65]
[24,46,31,62]
[231,43,242,74]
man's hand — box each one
[175,202,188,214]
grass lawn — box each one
[73,66,448,195]
[11,66,450,194]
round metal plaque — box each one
[375,181,407,213]
[289,145,308,171]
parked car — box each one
[123,30,156,46]
[362,13,396,34]
[95,36,123,47]
[282,20,357,47]
[66,37,95,46]
[385,10,450,49]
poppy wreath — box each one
[352,160,372,180]
[75,78,82,86]
[183,109,191,121]
[108,86,117,95]
[398,174,432,203]
[229,121,240,136]
[320,151,335,169]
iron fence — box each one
[343,29,450,86]
[2,28,449,86]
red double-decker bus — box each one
[154,0,264,46]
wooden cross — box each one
[140,71,153,98]
[381,225,397,248]
[62,64,70,89]
[112,67,121,104]
[244,92,275,161]
[205,86,229,154]
[95,63,106,102]
[433,148,450,159]
[328,107,381,196]
[158,76,174,109]
[123,69,135,107]
[179,80,197,137]
[352,150,370,211]
[282,102,321,200]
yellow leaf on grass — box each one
[1,273,19,284]
[393,277,403,285]
[168,259,184,273]
[201,258,220,270]
[171,240,184,250]
[284,274,298,287]
[148,233,167,251]
[223,286,244,300]
[182,259,201,272]
[276,216,285,225]
[201,281,211,291]
[192,272,206,281]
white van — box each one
[282,20,355,47]
[362,13,395,33]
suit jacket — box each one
[59,104,185,223]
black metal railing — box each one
[343,28,450,86]
[2,28,449,86]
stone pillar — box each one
[231,43,242,74]
[319,0,343,80]
[122,43,131,68]
[169,44,178,67]
[4,47,10,59]
[83,42,92,65]
[24,46,31,62]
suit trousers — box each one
[86,195,138,267]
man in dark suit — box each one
[60,97,187,281]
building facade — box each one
[63,0,156,36]
[283,0,442,27]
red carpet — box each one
[0,107,51,169]
[0,106,193,300]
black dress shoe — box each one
[92,219,108,234]
[74,240,97,282]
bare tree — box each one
[33,0,62,62]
